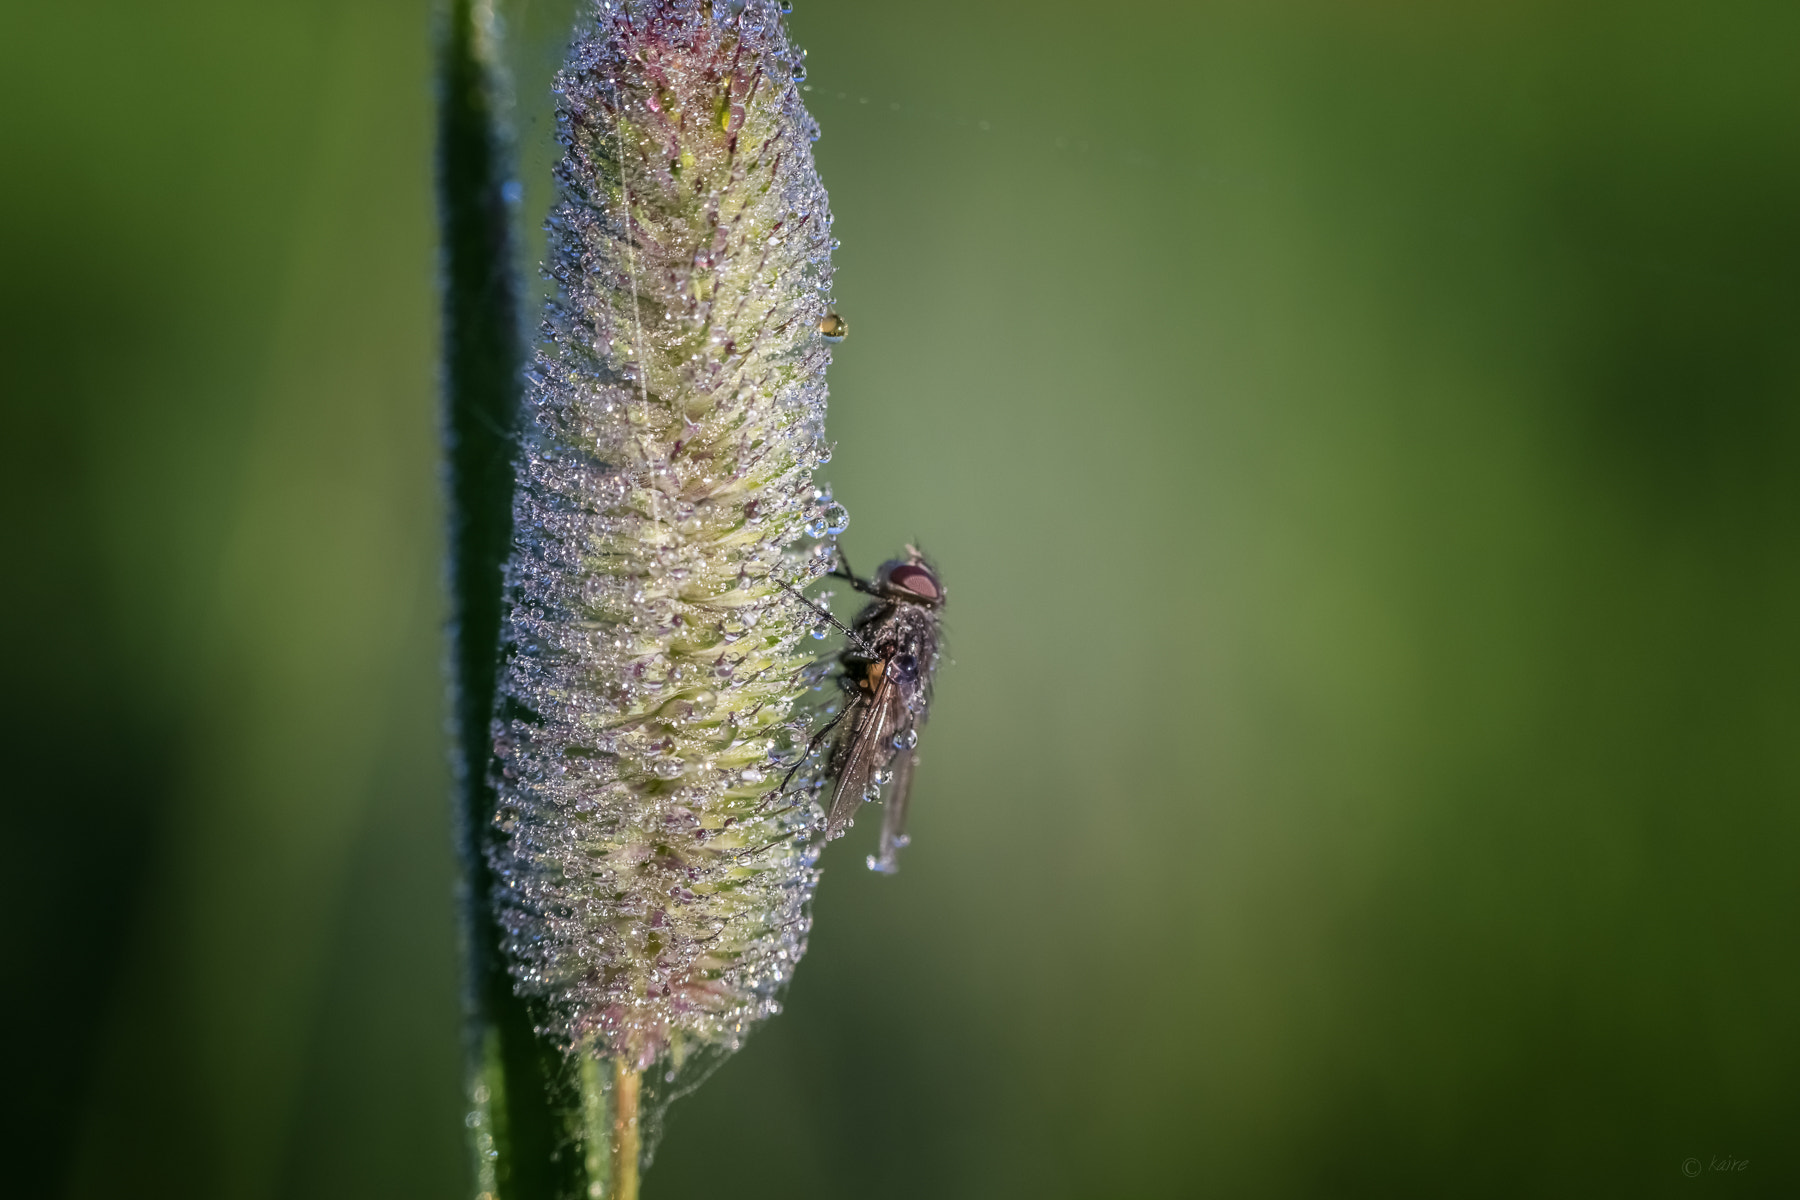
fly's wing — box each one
[824,675,897,840]
[870,740,916,874]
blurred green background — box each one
[5,0,1799,1196]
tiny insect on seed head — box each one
[801,545,945,872]
[758,543,945,875]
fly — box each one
[774,546,944,873]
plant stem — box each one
[611,1063,642,1200]
[438,1,589,1197]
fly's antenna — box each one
[775,579,877,656]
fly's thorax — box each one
[844,601,938,706]
[856,600,939,655]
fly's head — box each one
[874,546,944,609]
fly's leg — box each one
[776,580,876,655]
[757,702,851,811]
[831,547,880,595]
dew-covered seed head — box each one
[487,0,840,1080]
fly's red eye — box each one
[886,564,940,602]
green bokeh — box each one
[5,1,1798,1197]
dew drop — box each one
[818,312,847,342]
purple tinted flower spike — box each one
[488,0,841,1086]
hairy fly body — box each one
[779,547,944,873]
